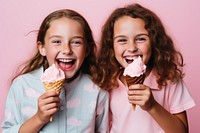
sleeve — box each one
[95,89,109,133]
[1,79,23,133]
[168,80,196,114]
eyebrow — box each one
[114,33,149,40]
[48,35,62,39]
[113,35,125,40]
[137,33,149,36]
[71,36,84,40]
[48,35,84,40]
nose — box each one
[127,41,138,52]
[61,43,73,55]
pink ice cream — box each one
[123,56,146,77]
[41,64,65,82]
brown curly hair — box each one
[13,9,98,81]
[94,3,184,90]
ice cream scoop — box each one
[123,56,146,77]
[41,64,65,83]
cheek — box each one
[143,54,151,65]
[114,44,124,56]
[75,48,86,60]
[141,46,151,64]
[45,48,59,64]
[114,48,121,61]
[114,46,125,67]
[46,49,57,57]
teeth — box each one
[126,57,134,60]
[125,56,139,60]
[58,59,73,63]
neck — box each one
[119,71,127,86]
[65,71,80,83]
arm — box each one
[1,87,22,133]
[19,91,60,133]
[128,84,188,133]
[95,90,110,133]
[148,102,188,133]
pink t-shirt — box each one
[109,71,196,133]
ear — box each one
[38,41,46,56]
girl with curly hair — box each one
[94,3,195,133]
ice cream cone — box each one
[40,64,65,122]
[43,79,65,93]
[125,74,146,87]
[125,74,146,110]
[43,79,65,121]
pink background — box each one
[0,0,199,132]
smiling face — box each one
[39,17,87,79]
[113,16,151,69]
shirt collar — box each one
[144,70,160,90]
[63,72,82,91]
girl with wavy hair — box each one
[2,9,109,133]
[95,3,195,133]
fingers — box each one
[39,91,60,107]
[127,84,153,110]
[128,84,148,95]
[40,91,60,99]
[38,91,60,108]
[127,84,146,103]
[37,91,60,122]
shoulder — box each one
[154,79,189,93]
[14,67,43,82]
[167,79,196,113]
[10,67,43,92]
[80,73,93,83]
[167,79,187,92]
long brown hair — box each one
[13,9,98,81]
[94,3,184,90]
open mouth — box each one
[125,57,135,64]
[125,56,141,64]
[57,58,75,71]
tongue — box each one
[126,59,134,64]
[59,62,74,71]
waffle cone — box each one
[43,79,64,121]
[125,74,146,110]
[43,79,65,94]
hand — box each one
[127,84,156,111]
[36,91,60,124]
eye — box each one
[70,39,83,46]
[135,37,146,42]
[115,38,127,44]
[71,41,80,45]
[135,34,149,43]
[118,39,127,42]
[52,40,62,45]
